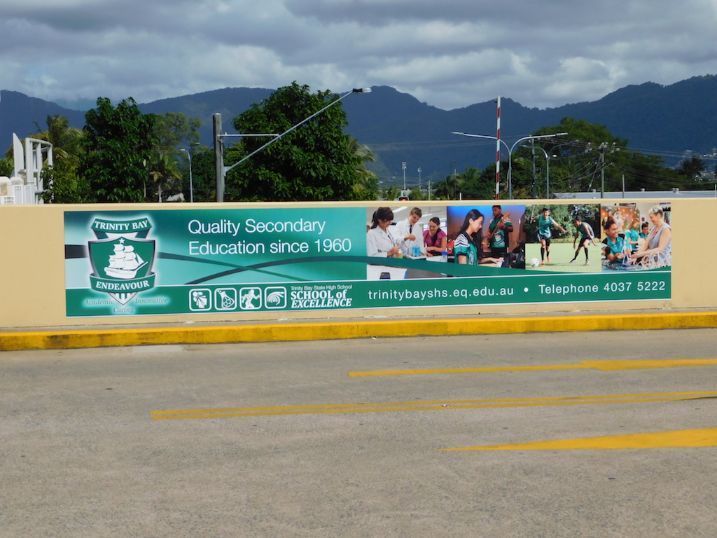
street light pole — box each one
[533,145,552,199]
[180,148,193,203]
[507,134,567,199]
[451,132,567,199]
[401,161,407,192]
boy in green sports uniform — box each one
[536,208,566,265]
[488,205,513,259]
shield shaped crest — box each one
[89,237,156,304]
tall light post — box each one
[533,145,556,199]
[216,87,372,201]
[401,161,407,192]
[179,148,193,203]
[417,166,422,191]
[451,132,567,199]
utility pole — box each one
[531,138,537,198]
[213,113,224,202]
[495,96,501,199]
[599,142,607,199]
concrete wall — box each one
[1,199,714,328]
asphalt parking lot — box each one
[2,329,717,537]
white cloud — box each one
[0,0,716,109]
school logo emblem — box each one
[88,217,156,305]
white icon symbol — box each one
[105,238,147,280]
[239,287,262,310]
[264,287,287,309]
[215,288,238,311]
[189,288,212,311]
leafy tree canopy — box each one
[79,97,156,203]
[0,157,12,177]
[486,117,700,198]
[229,82,375,201]
[27,115,88,203]
[152,112,200,153]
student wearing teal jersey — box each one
[625,220,640,253]
[602,217,629,266]
[454,209,502,266]
[488,205,513,259]
[536,207,566,265]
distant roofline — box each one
[553,189,717,199]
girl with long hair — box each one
[453,209,502,266]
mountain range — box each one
[2,75,716,183]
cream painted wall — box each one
[0,199,713,329]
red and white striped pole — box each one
[495,96,501,199]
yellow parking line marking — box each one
[151,390,717,421]
[348,358,717,378]
[442,428,717,452]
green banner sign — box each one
[64,204,671,317]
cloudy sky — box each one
[1,0,716,110]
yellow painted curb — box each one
[1,311,716,351]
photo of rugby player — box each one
[524,204,601,273]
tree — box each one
[528,117,691,194]
[348,139,379,200]
[0,157,12,177]
[152,112,200,150]
[433,171,461,199]
[79,97,156,202]
[34,115,88,203]
[229,82,372,201]
[178,145,215,202]
[677,155,705,180]
[431,166,497,200]
[457,167,491,199]
[148,112,201,201]
[147,151,182,202]
[408,186,426,200]
[381,185,400,201]
[41,161,91,203]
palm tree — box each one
[148,150,182,202]
[348,138,379,200]
[28,115,83,167]
[30,115,87,203]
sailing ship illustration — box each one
[104,238,148,279]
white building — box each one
[0,133,52,205]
